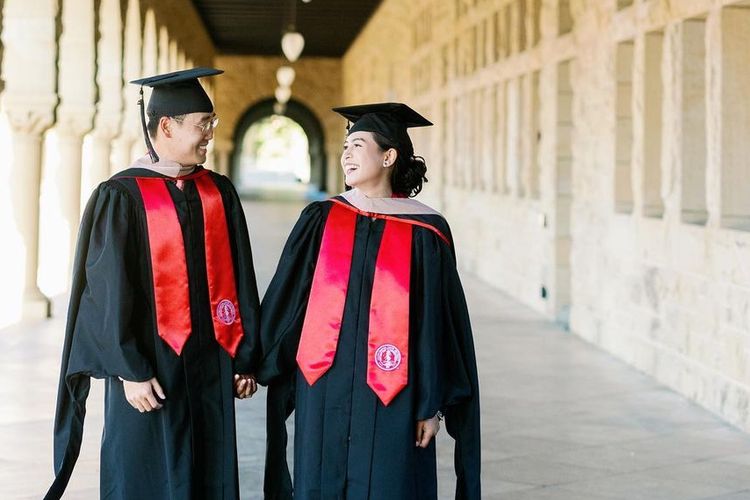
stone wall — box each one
[570,0,750,432]
[212,55,343,193]
[343,0,750,431]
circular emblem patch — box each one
[374,344,402,371]
[216,299,236,325]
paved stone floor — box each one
[2,199,750,499]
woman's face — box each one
[340,131,391,190]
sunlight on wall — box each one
[0,113,25,328]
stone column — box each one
[178,49,187,70]
[143,10,158,77]
[55,0,96,277]
[88,121,120,187]
[169,40,179,71]
[5,108,55,318]
[84,0,123,193]
[112,134,137,174]
[1,0,59,318]
[56,114,94,251]
[213,137,234,176]
[158,26,170,73]
[112,0,143,174]
[125,8,158,165]
[130,135,149,163]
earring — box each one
[383,160,389,168]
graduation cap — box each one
[332,102,432,156]
[129,67,223,163]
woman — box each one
[256,103,480,499]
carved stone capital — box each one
[3,104,55,136]
[92,112,122,141]
[56,106,96,138]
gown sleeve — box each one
[256,201,327,384]
[258,201,328,500]
[441,233,482,500]
[215,174,261,374]
[46,182,154,499]
[414,221,481,500]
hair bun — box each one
[392,155,428,197]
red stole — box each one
[296,200,449,405]
[135,170,244,357]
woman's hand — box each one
[415,414,440,448]
[233,374,258,399]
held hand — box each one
[415,414,441,448]
[233,374,258,399]
[122,377,166,413]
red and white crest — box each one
[374,344,402,371]
[216,299,236,325]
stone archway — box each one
[230,97,327,193]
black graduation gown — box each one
[45,167,260,500]
[258,198,481,500]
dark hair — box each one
[146,112,185,139]
[371,132,428,198]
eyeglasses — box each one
[173,115,219,133]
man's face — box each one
[168,112,216,166]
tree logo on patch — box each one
[374,344,401,371]
[216,299,236,325]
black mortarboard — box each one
[129,67,223,162]
[332,102,432,155]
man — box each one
[45,68,259,499]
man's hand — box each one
[122,377,166,413]
[415,414,440,448]
[233,374,258,399]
